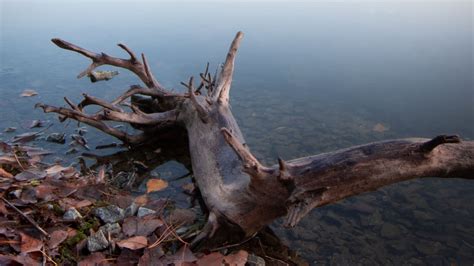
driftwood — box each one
[37,32,474,243]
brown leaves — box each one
[47,230,68,249]
[78,252,110,266]
[146,178,168,193]
[196,250,248,266]
[122,216,163,237]
[116,236,148,250]
[19,232,43,253]
[0,168,13,178]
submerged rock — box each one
[380,223,401,239]
[46,133,66,144]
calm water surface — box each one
[1,1,473,265]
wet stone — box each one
[137,207,156,218]
[380,223,401,239]
[95,205,125,223]
[87,229,109,252]
[46,133,66,144]
[63,207,83,221]
[414,240,442,256]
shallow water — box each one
[1,1,473,264]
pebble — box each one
[124,202,138,217]
[63,207,83,221]
[95,205,125,223]
[99,223,121,237]
[137,207,156,218]
[87,229,109,252]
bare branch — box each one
[221,127,266,177]
[212,32,244,104]
[35,103,146,144]
[102,109,178,125]
[51,38,169,93]
[181,77,209,122]
[278,136,474,227]
[78,93,123,112]
[118,43,138,62]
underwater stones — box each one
[414,240,442,256]
[95,205,125,223]
[46,133,65,144]
[380,223,401,239]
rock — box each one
[137,207,156,218]
[87,230,109,252]
[380,223,401,239]
[4,127,16,133]
[247,254,265,266]
[95,205,125,223]
[366,210,383,226]
[46,133,65,144]
[63,207,83,221]
[414,240,442,256]
[124,202,138,217]
[99,223,121,237]
[413,210,434,220]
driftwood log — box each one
[37,32,474,243]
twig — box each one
[209,231,258,252]
[0,196,49,237]
[40,246,58,266]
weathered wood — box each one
[38,32,474,242]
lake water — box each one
[1,1,473,265]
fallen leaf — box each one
[35,184,57,201]
[0,155,17,165]
[0,201,8,215]
[122,216,163,237]
[373,123,389,133]
[45,164,76,178]
[48,230,68,249]
[146,179,168,193]
[134,195,149,206]
[139,246,165,266]
[117,236,148,250]
[78,252,110,266]
[20,232,43,253]
[20,89,38,97]
[223,250,248,265]
[0,168,13,178]
[168,245,197,265]
[196,252,225,266]
[14,170,47,181]
[12,132,41,143]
